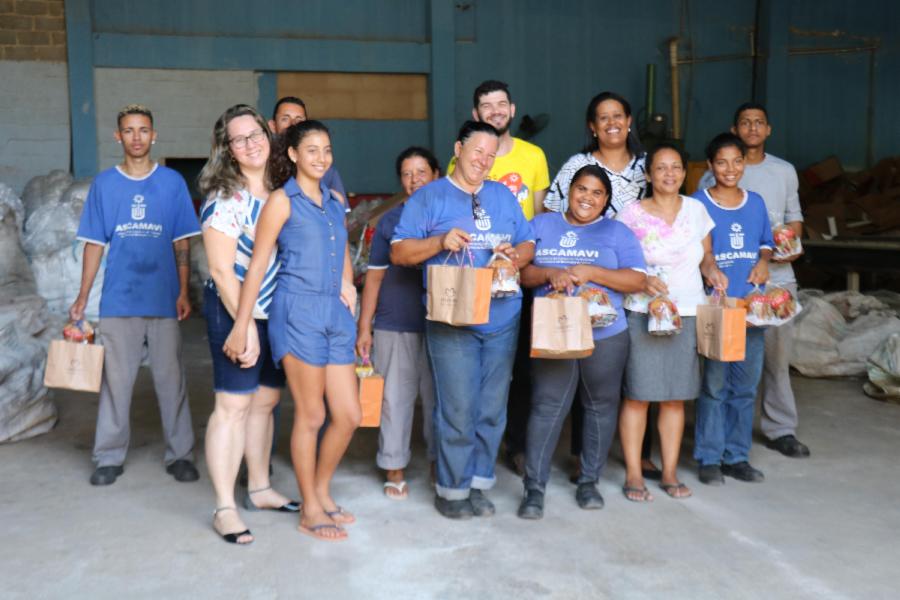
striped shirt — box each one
[200,189,279,319]
[544,152,647,217]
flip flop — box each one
[383,480,409,500]
[659,482,693,499]
[297,522,347,542]
[325,506,356,525]
[622,485,654,503]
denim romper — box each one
[267,177,356,367]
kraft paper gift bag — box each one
[358,374,385,427]
[426,250,492,326]
[696,296,747,362]
[530,295,595,359]
[44,339,105,393]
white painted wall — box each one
[93,68,259,170]
[0,61,71,195]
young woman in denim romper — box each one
[224,120,360,542]
[198,105,299,545]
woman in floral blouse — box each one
[616,143,727,503]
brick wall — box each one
[0,0,66,61]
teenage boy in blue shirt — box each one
[692,133,774,485]
[70,104,201,486]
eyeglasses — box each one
[229,129,267,150]
[471,193,487,221]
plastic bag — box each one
[744,285,774,326]
[578,286,617,328]
[62,319,95,343]
[745,284,802,327]
[648,295,682,336]
[772,223,803,260]
[488,252,520,298]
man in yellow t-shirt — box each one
[448,80,550,220]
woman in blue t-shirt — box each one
[224,121,360,542]
[198,104,298,545]
[517,165,647,519]
[356,146,441,500]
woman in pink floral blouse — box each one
[616,143,727,503]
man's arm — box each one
[69,243,104,321]
[174,238,191,321]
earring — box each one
[628,127,631,132]
[151,140,156,145]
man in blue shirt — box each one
[692,132,773,486]
[70,104,201,486]
[392,121,535,520]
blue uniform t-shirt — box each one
[368,204,426,333]
[532,212,646,340]
[76,164,201,318]
[392,176,535,333]
[694,188,774,298]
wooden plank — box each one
[276,72,428,121]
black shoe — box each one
[721,461,765,483]
[575,482,604,510]
[469,489,496,517]
[90,465,123,486]
[166,459,200,482]
[434,496,474,520]
[766,435,811,458]
[517,489,544,520]
[698,464,725,486]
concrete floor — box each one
[3,316,899,600]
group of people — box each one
[69,79,810,544]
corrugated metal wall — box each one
[72,0,900,191]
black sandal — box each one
[213,507,253,545]
[244,485,301,513]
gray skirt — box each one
[623,311,700,402]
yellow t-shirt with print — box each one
[448,137,550,220]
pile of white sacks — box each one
[792,289,900,399]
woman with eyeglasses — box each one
[616,143,727,502]
[198,104,299,545]
[517,165,646,519]
[391,121,535,520]
[224,120,360,542]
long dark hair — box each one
[269,120,331,190]
[581,91,644,157]
[643,142,687,198]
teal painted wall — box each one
[69,0,900,190]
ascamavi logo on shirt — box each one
[729,222,744,250]
[131,195,146,221]
[560,231,578,248]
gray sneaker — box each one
[469,489,496,517]
[517,489,544,520]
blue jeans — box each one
[694,327,766,466]
[426,319,519,500]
